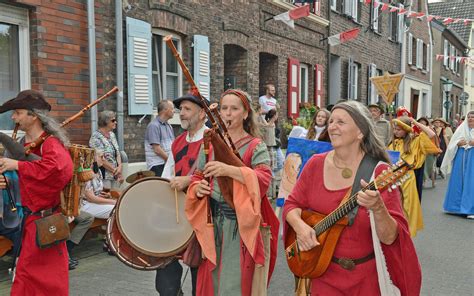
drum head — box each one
[116,177,193,257]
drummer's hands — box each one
[203,161,232,178]
[0,175,5,189]
[0,158,18,174]
[295,221,319,252]
[170,176,190,191]
[357,179,386,214]
[195,179,211,199]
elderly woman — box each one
[306,108,331,142]
[388,116,439,237]
[89,110,123,189]
[433,118,453,178]
[185,89,279,295]
[441,110,474,219]
[284,101,421,295]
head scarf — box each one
[440,110,474,174]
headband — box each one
[221,89,251,112]
[392,118,413,133]
[332,103,370,136]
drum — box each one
[106,177,194,270]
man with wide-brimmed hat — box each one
[368,103,391,146]
[155,93,208,296]
[0,89,73,296]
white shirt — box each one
[161,124,208,179]
[259,95,277,114]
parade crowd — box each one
[0,85,472,295]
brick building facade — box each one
[328,0,402,106]
[399,0,433,118]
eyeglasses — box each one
[110,119,117,123]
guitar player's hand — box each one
[295,222,319,252]
[357,179,386,213]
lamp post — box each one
[442,79,453,122]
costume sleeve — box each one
[375,164,422,296]
[17,138,73,211]
[250,142,272,199]
[418,132,441,155]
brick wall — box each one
[102,1,328,161]
[13,0,107,145]
[330,1,401,103]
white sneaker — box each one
[467,215,474,219]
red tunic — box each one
[11,136,73,296]
[283,153,421,296]
[171,131,203,177]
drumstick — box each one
[175,188,179,224]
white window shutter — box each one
[417,39,423,69]
[443,40,448,67]
[347,58,353,100]
[344,0,352,16]
[408,33,413,65]
[397,4,404,43]
[369,64,377,104]
[373,3,379,32]
[193,35,210,101]
[450,45,455,71]
[126,17,153,115]
[427,44,430,72]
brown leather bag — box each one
[35,213,70,249]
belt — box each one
[23,206,59,218]
[332,252,375,271]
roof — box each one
[428,1,474,44]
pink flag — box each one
[274,5,310,29]
[398,8,407,15]
[328,28,360,46]
[381,3,389,11]
[427,15,434,22]
[417,13,425,19]
[436,54,443,61]
[408,12,418,18]
[443,18,454,25]
[390,7,398,13]
[364,0,372,4]
[464,19,472,26]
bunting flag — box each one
[327,28,360,46]
[435,55,472,64]
[273,5,311,29]
[364,0,474,26]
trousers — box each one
[155,259,198,296]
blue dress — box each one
[443,147,474,215]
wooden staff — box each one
[24,86,119,154]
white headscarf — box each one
[440,110,474,175]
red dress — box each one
[283,153,421,296]
[11,136,73,296]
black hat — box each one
[0,90,52,114]
[368,103,385,113]
[173,94,209,109]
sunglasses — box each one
[110,119,117,123]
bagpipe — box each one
[0,87,118,224]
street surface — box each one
[0,176,472,295]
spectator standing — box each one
[89,111,124,189]
[306,109,331,142]
[144,100,175,176]
[433,118,453,178]
[368,103,391,146]
[259,84,278,114]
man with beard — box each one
[157,94,208,296]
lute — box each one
[285,160,412,278]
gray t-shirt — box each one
[144,117,174,169]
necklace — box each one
[332,154,353,179]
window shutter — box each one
[287,58,300,118]
[126,17,153,115]
[372,2,379,32]
[347,58,353,100]
[417,39,423,69]
[427,44,430,72]
[313,0,321,15]
[193,35,210,101]
[368,63,377,104]
[443,40,448,67]
[314,64,323,107]
[408,33,413,65]
[450,45,455,71]
[344,0,352,16]
[397,4,404,43]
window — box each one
[343,0,361,22]
[347,59,359,100]
[371,1,381,33]
[389,9,398,42]
[151,32,182,105]
[331,0,337,11]
[449,45,455,72]
[0,4,30,131]
[300,64,309,103]
[286,1,321,15]
[422,43,427,70]
[416,39,423,69]
[412,36,417,66]
[443,40,449,68]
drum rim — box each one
[106,212,172,270]
[115,176,195,258]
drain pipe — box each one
[115,0,124,151]
[87,0,98,132]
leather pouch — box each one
[35,213,70,249]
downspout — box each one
[326,1,331,107]
[399,5,408,108]
[115,0,124,151]
[426,0,434,118]
[87,0,98,132]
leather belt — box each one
[23,206,59,218]
[332,252,375,271]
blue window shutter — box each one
[126,17,153,115]
[193,35,210,101]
